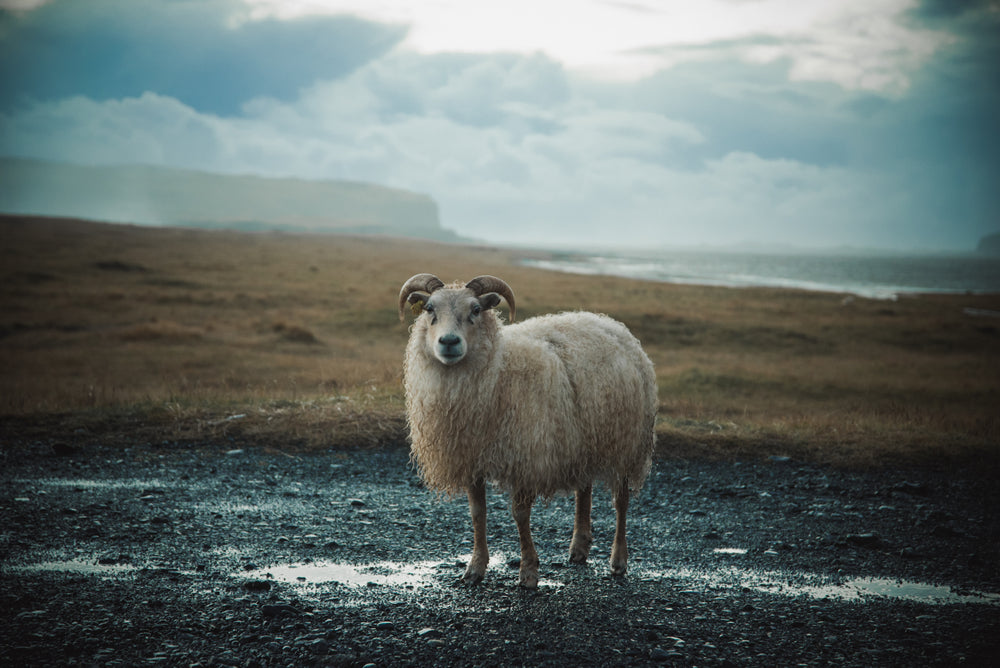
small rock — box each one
[261,604,299,618]
[376,621,395,631]
[769,455,791,463]
[846,533,884,548]
[349,498,366,507]
[244,580,271,592]
[51,442,77,456]
[892,481,929,495]
[650,647,682,661]
[417,628,443,639]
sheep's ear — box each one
[478,292,503,312]
[407,291,430,316]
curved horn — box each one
[466,275,516,323]
[398,273,445,321]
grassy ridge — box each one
[2,215,999,468]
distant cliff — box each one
[0,157,456,241]
[977,232,1000,255]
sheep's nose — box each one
[439,334,461,347]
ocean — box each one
[522,249,1000,299]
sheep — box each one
[398,273,657,588]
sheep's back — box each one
[490,311,657,496]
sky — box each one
[0,0,998,251]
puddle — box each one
[17,560,138,576]
[243,559,447,588]
[788,576,1000,605]
[14,553,997,606]
[240,552,565,590]
[647,565,1000,606]
[17,478,166,490]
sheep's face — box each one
[418,288,502,367]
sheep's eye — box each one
[424,304,435,314]
[471,304,482,317]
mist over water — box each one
[524,250,1000,299]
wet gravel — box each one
[2,440,999,666]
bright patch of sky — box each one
[243,0,951,93]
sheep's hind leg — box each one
[610,482,629,577]
[511,490,539,589]
[463,479,488,584]
[569,484,593,563]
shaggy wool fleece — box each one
[404,308,657,498]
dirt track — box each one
[2,440,998,666]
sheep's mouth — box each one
[436,351,465,365]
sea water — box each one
[523,250,1000,299]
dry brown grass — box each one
[2,215,999,469]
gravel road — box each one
[2,440,998,666]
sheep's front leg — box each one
[569,484,593,563]
[511,490,539,589]
[463,479,488,584]
[610,483,629,576]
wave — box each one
[523,250,1000,299]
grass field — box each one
[2,215,999,468]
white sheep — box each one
[399,273,657,588]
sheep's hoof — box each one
[609,561,628,577]
[518,572,539,589]
[569,535,592,563]
[462,568,485,585]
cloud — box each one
[0,0,405,114]
[0,0,996,250]
[245,0,958,94]
[0,93,225,166]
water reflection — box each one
[19,560,137,576]
[15,553,998,605]
[647,565,1000,606]
[242,559,448,588]
[791,575,1000,605]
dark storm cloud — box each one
[907,0,999,21]
[0,0,406,115]
[629,58,853,170]
[881,1,1000,235]
[616,9,998,245]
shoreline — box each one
[520,250,1000,300]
